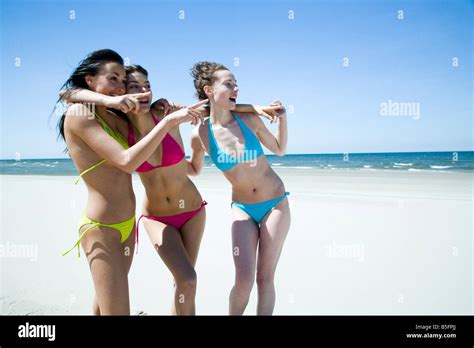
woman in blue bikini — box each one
[189,62,291,315]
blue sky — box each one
[1,0,472,159]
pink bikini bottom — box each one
[135,201,207,251]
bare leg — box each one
[229,205,259,315]
[144,219,197,315]
[91,223,136,315]
[92,296,100,316]
[81,225,131,315]
[256,198,291,315]
[169,207,206,314]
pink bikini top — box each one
[127,114,185,173]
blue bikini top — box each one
[208,112,264,172]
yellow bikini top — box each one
[75,113,129,184]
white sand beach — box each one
[0,168,472,315]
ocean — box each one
[1,152,473,176]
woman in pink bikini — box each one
[124,65,207,315]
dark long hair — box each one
[56,49,124,142]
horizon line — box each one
[1,150,473,161]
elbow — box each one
[58,90,67,101]
[189,165,201,176]
[120,164,134,174]
[275,148,286,157]
[118,155,135,174]
[187,159,201,176]
[59,89,71,102]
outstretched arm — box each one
[69,100,207,173]
[60,88,151,114]
[177,103,281,122]
[234,104,283,122]
[254,101,288,156]
[68,103,173,173]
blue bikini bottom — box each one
[231,192,290,224]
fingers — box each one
[190,99,209,109]
[266,104,284,110]
[267,101,286,119]
[124,98,134,112]
[133,97,140,113]
[189,109,201,123]
[122,96,141,113]
[135,91,152,101]
[262,111,277,123]
[195,110,204,124]
[188,108,203,126]
[119,104,128,113]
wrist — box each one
[252,104,260,113]
[278,113,287,122]
[162,116,175,129]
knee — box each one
[235,270,255,294]
[256,271,275,291]
[176,270,197,294]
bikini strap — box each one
[128,113,160,147]
[127,122,136,146]
[233,113,256,140]
[136,214,146,254]
[207,118,220,155]
[95,113,129,149]
[75,159,107,184]
[62,222,100,257]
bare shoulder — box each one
[150,102,166,122]
[190,120,208,150]
[65,103,95,128]
[196,119,209,138]
[150,104,184,136]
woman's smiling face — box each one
[126,71,152,112]
[86,62,126,97]
[206,69,239,110]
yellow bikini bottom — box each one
[63,211,135,257]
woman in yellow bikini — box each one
[58,49,203,315]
